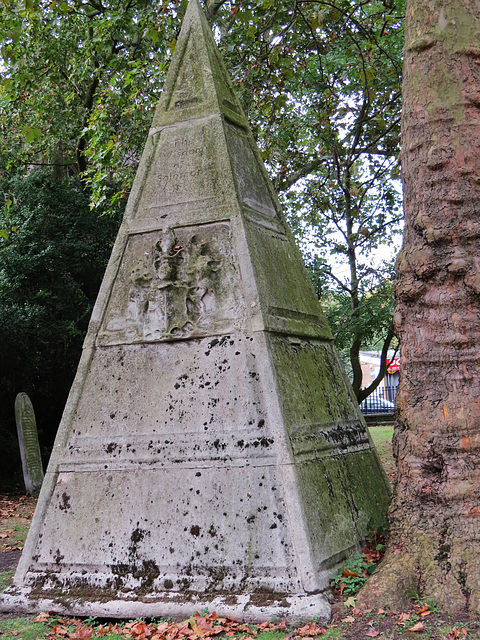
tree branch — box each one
[276,156,333,191]
[357,323,395,402]
[205,0,229,20]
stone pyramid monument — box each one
[1,0,390,621]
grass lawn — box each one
[368,424,395,484]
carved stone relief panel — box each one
[98,222,244,346]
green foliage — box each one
[330,553,372,596]
[215,0,404,391]
[0,0,182,208]
[319,273,397,374]
[0,170,121,481]
[0,0,405,397]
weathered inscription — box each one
[135,123,224,217]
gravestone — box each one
[0,0,390,622]
[14,393,44,496]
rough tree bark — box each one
[358,0,480,614]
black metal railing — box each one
[359,385,398,415]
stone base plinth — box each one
[0,587,330,623]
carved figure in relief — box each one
[114,228,222,342]
[185,237,220,319]
[125,259,153,341]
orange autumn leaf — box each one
[416,602,429,615]
[35,612,50,622]
[178,622,194,636]
[131,621,152,635]
[397,612,410,626]
[365,630,379,638]
[342,616,355,623]
[342,568,359,578]
[97,625,114,635]
[69,623,93,640]
[52,624,69,637]
[296,622,326,636]
[408,622,425,632]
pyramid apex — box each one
[152,0,248,128]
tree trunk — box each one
[358,0,480,614]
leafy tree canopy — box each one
[0,170,121,482]
[0,0,405,395]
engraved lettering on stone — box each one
[137,125,222,217]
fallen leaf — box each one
[130,620,152,637]
[342,616,355,623]
[408,622,425,632]
[35,612,50,622]
[416,603,429,615]
[365,630,379,638]
[342,568,359,578]
[448,629,468,639]
[397,612,410,626]
[377,609,385,615]
[295,622,326,636]
[343,596,356,608]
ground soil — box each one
[0,550,21,573]
[328,597,480,639]
[0,491,36,554]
